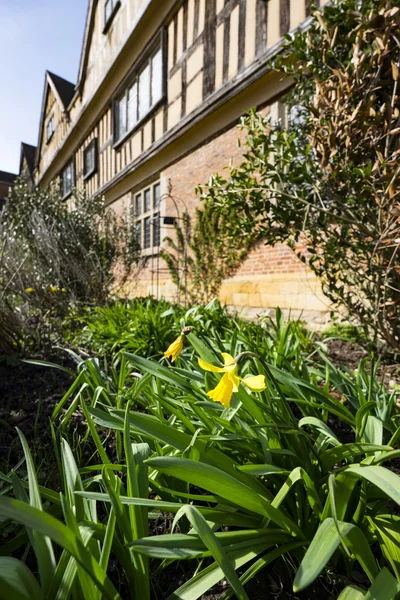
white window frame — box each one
[114,41,164,145]
[134,182,162,254]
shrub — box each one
[200,0,400,352]
[0,179,139,353]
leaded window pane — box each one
[135,193,142,216]
[139,65,150,120]
[128,82,138,130]
[153,212,160,246]
[151,49,163,105]
[144,217,151,249]
[117,94,127,139]
[144,189,151,212]
[153,183,161,208]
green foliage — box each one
[199,0,400,351]
[160,198,255,304]
[2,299,400,598]
[0,179,139,354]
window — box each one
[61,159,75,199]
[83,139,98,179]
[104,0,120,32]
[134,182,162,251]
[114,43,164,144]
[46,116,55,143]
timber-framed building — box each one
[20,0,331,321]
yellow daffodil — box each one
[25,287,34,293]
[199,352,266,408]
[164,326,195,362]
[164,335,184,362]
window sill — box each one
[112,97,165,150]
[141,246,160,257]
[103,0,121,34]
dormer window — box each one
[114,42,164,144]
[46,116,55,143]
[103,0,121,33]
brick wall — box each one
[120,110,331,323]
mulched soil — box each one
[0,338,397,599]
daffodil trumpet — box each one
[164,326,195,362]
[198,352,266,408]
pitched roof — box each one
[0,170,17,184]
[35,71,76,168]
[19,142,37,176]
[47,72,75,109]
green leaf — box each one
[293,518,378,592]
[364,568,400,600]
[0,557,42,600]
[346,465,400,504]
[337,585,365,600]
[146,457,304,538]
[320,444,391,471]
[17,428,56,594]
[0,495,121,600]
[174,505,249,600]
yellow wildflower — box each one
[199,352,266,408]
[164,326,195,362]
[49,285,58,292]
[25,287,34,293]
[61,288,66,293]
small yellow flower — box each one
[164,335,184,362]
[164,326,195,362]
[199,352,266,408]
[49,285,58,292]
[25,287,34,293]
[61,288,66,293]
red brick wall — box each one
[162,111,307,280]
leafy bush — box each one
[0,179,139,353]
[200,0,400,351]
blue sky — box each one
[0,0,88,174]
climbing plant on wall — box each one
[160,198,255,305]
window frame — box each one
[83,138,98,180]
[133,181,162,254]
[46,115,55,143]
[112,34,166,148]
[60,158,75,201]
[103,0,121,34]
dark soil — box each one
[0,350,76,476]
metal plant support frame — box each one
[150,180,190,306]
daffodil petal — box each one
[164,336,184,362]
[207,373,233,408]
[198,358,226,373]
[229,373,241,393]
[241,375,266,392]
[221,353,236,367]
